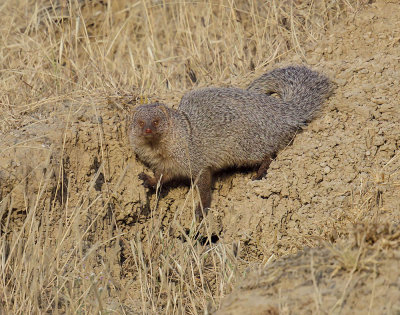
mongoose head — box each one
[129,103,170,144]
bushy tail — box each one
[247,66,332,122]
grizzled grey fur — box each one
[128,66,332,220]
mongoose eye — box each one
[152,120,159,127]
[138,121,145,127]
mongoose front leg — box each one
[195,169,212,221]
[138,171,170,189]
[252,155,273,180]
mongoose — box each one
[128,66,331,220]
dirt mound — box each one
[217,223,400,315]
[1,0,399,313]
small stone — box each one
[343,91,354,98]
[373,136,385,146]
[372,97,385,105]
[336,78,347,86]
[314,47,323,54]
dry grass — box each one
[0,0,366,313]
[0,0,360,131]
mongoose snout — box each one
[128,66,332,220]
[141,120,158,138]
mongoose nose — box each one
[145,128,152,134]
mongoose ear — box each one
[159,104,170,120]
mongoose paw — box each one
[138,172,157,189]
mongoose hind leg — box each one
[195,169,212,221]
[252,154,274,180]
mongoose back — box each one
[128,66,331,219]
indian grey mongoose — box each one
[128,65,332,220]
